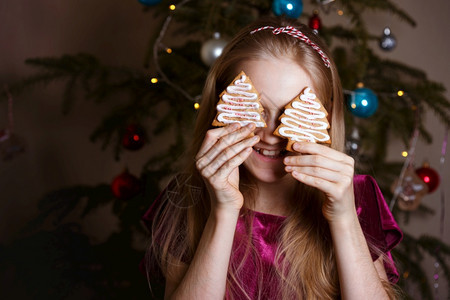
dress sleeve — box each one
[353,175,403,283]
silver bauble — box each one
[200,32,228,66]
[380,27,397,51]
[345,127,361,157]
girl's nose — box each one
[256,113,284,144]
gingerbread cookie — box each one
[212,71,267,128]
[273,87,331,151]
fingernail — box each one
[246,123,256,129]
[252,135,260,142]
[293,143,301,151]
[284,157,290,164]
[285,166,292,171]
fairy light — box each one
[166,48,172,54]
[194,102,200,110]
[169,4,176,10]
[356,82,364,88]
[397,90,405,97]
[151,77,158,84]
[403,271,409,279]
[337,9,344,16]
[402,151,408,157]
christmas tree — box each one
[1,0,449,299]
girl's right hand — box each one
[195,123,259,212]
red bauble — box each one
[122,124,146,151]
[308,10,321,33]
[111,170,142,200]
[415,164,440,193]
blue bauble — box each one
[348,87,379,118]
[272,0,303,19]
[138,0,162,6]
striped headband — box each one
[250,26,331,68]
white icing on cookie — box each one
[278,87,330,143]
[216,74,265,127]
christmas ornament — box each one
[415,163,440,193]
[379,27,397,51]
[138,0,162,6]
[200,32,228,67]
[316,0,335,14]
[308,10,321,34]
[347,86,379,118]
[272,0,303,19]
[122,124,147,151]
[345,127,360,157]
[111,169,142,200]
[391,166,429,211]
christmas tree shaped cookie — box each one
[274,87,331,151]
[212,71,267,128]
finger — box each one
[284,154,354,175]
[292,142,354,165]
[196,123,240,160]
[285,166,343,183]
[212,146,254,181]
[200,135,259,178]
[197,123,256,170]
[291,171,335,194]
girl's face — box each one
[240,57,314,183]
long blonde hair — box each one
[148,17,393,299]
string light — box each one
[151,77,158,84]
[402,151,408,157]
[337,9,344,15]
[397,90,405,97]
[166,48,172,54]
[152,0,196,104]
[194,102,200,110]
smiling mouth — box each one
[253,147,288,159]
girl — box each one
[143,16,403,299]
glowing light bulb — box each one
[151,77,158,84]
[397,90,404,97]
[338,10,344,15]
[194,102,200,110]
[286,3,293,10]
[166,48,172,54]
[133,134,140,141]
[361,99,368,106]
[401,151,408,157]
[351,103,356,109]
[169,4,176,10]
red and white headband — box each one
[250,26,331,68]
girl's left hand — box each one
[283,142,356,223]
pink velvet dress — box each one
[142,174,403,299]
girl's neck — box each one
[253,176,296,216]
